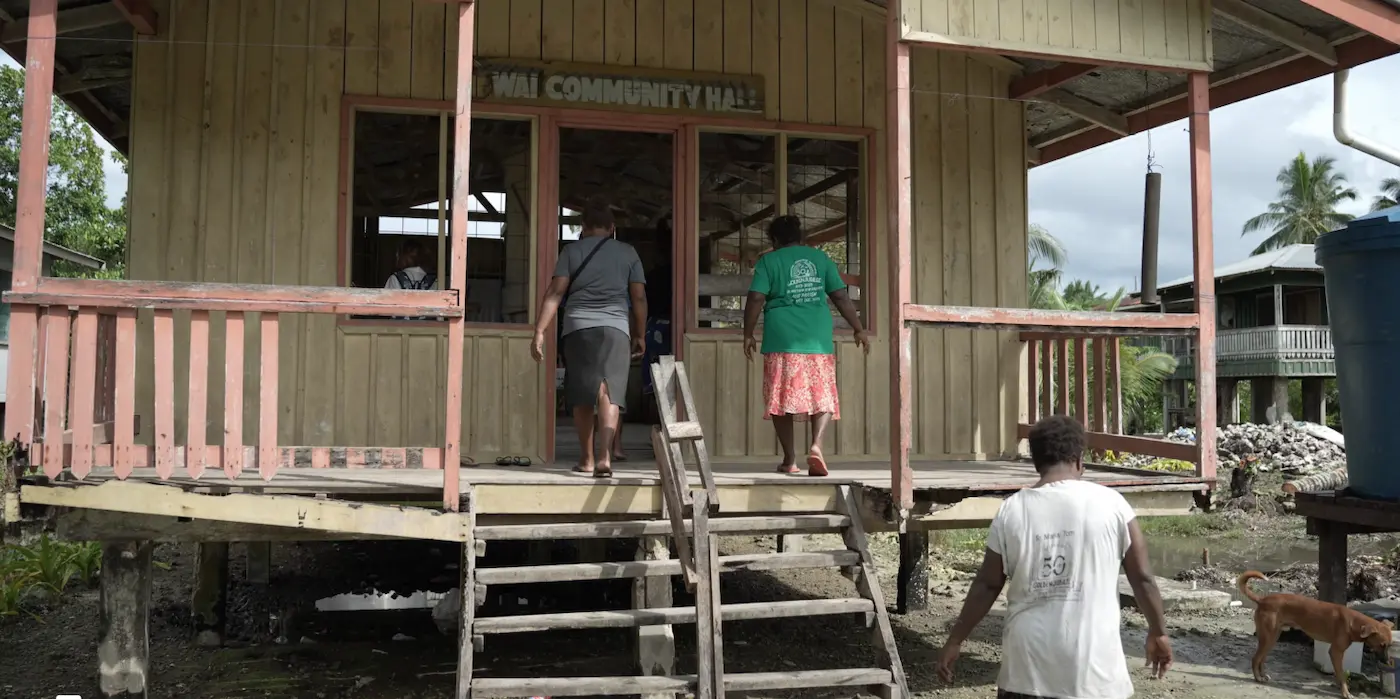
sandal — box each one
[593,465,613,479]
[776,463,801,475]
[494,456,532,467]
[806,453,829,477]
[572,463,594,474]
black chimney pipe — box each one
[1140,171,1162,306]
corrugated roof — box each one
[1153,243,1320,292]
[0,224,106,269]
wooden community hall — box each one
[2,0,1398,695]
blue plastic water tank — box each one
[1314,205,1400,500]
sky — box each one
[7,51,1399,295]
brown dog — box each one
[1238,570,1394,698]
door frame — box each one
[539,114,690,464]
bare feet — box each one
[806,447,829,477]
[612,448,629,462]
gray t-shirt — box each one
[555,236,645,336]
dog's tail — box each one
[1237,570,1267,604]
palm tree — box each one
[1028,224,1067,310]
[1117,344,1179,432]
[1242,153,1357,254]
[1371,177,1400,212]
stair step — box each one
[473,598,873,634]
[471,668,893,698]
[474,514,850,541]
[476,549,860,585]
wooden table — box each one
[1293,490,1400,604]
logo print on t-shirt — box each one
[786,258,823,304]
[1030,530,1083,602]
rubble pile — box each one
[1115,421,1345,476]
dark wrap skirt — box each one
[561,326,631,411]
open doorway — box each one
[553,127,675,466]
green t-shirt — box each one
[749,245,846,355]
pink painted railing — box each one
[1020,331,1197,465]
[6,277,463,487]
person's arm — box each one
[829,289,865,333]
[534,276,569,338]
[1124,517,1174,678]
[821,254,869,351]
[946,548,1007,646]
[743,259,771,359]
[628,282,648,355]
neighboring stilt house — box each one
[2,0,1397,696]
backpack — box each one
[393,269,438,291]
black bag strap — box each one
[562,238,610,303]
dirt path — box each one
[0,528,1390,699]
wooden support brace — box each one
[635,535,677,699]
[1315,519,1348,606]
[896,531,929,614]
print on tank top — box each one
[1031,529,1083,602]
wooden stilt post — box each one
[192,542,229,647]
[634,535,676,699]
[1316,519,1348,606]
[245,541,270,585]
[885,0,914,527]
[444,0,477,511]
[3,0,58,466]
[1187,71,1218,482]
[98,541,153,698]
[896,531,929,614]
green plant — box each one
[0,573,29,616]
[9,535,76,597]
[1142,458,1194,473]
[69,542,102,587]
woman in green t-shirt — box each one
[742,215,870,476]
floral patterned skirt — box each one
[762,353,840,421]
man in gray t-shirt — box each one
[555,236,646,337]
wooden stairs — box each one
[454,356,909,698]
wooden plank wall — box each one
[128,0,542,461]
[126,0,1029,462]
[905,0,1212,71]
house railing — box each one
[1019,332,1197,465]
[4,277,464,506]
[1139,325,1333,364]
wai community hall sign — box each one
[474,60,766,117]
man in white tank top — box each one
[935,415,1173,699]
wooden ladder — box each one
[452,357,908,698]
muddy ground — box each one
[3,470,1399,699]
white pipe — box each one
[1334,69,1400,167]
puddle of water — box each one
[1148,534,1400,601]
[315,590,447,612]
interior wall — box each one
[126,0,1029,461]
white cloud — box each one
[1031,54,1400,295]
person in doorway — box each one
[935,415,1174,699]
[742,215,869,476]
[384,237,438,290]
[531,200,646,478]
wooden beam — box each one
[1187,72,1218,484]
[967,52,1025,75]
[886,0,915,524]
[902,303,1199,334]
[1295,0,1400,46]
[110,0,157,35]
[1037,34,1397,164]
[0,2,126,43]
[1035,90,1129,135]
[22,480,470,541]
[1214,0,1338,65]
[1009,62,1096,99]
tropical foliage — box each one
[0,65,127,278]
[1024,226,1177,432]
[0,536,101,618]
[1371,177,1400,212]
[1241,153,1357,255]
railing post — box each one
[885,0,914,525]
[1188,72,1218,482]
[444,0,477,512]
[3,0,59,453]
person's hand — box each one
[631,336,645,359]
[854,329,871,355]
[1145,631,1173,679]
[530,331,545,363]
[743,335,758,361]
[935,641,961,683]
